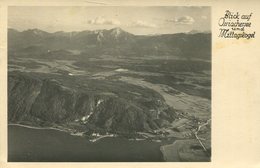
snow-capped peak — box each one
[110,27,124,38]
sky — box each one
[8,6,211,35]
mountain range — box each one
[8,27,211,60]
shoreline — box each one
[8,123,175,146]
[8,123,70,133]
[8,124,117,143]
[8,125,166,162]
[9,123,170,161]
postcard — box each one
[0,0,259,168]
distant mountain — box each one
[8,27,211,60]
[187,30,211,34]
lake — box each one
[8,125,172,162]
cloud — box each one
[128,20,157,28]
[201,16,208,19]
[87,17,121,25]
[167,16,195,25]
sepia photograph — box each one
[7,6,211,162]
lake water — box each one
[8,125,172,162]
